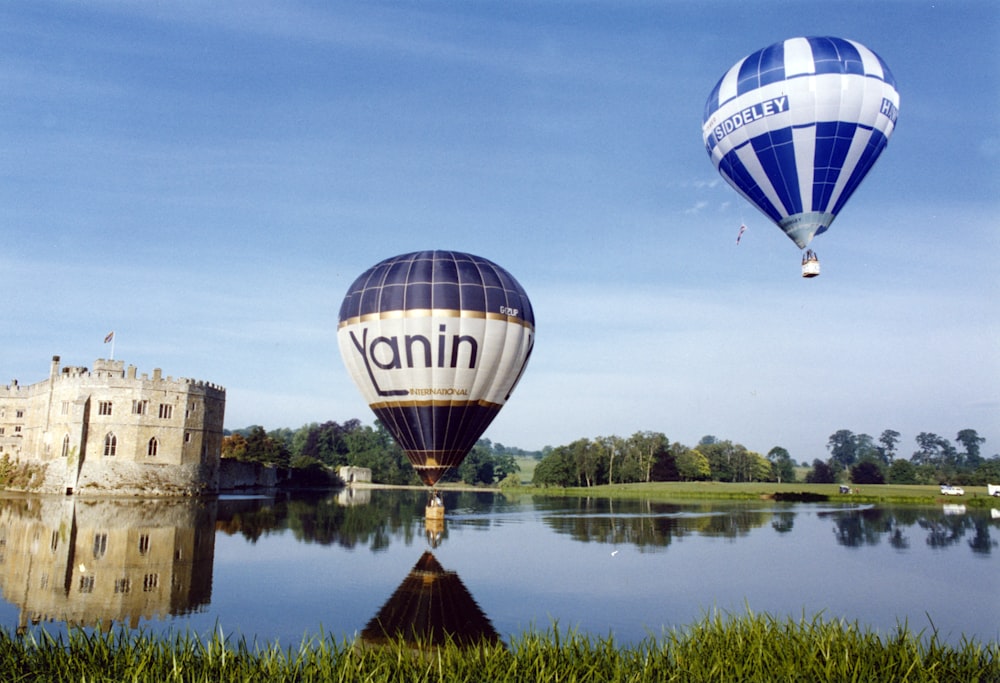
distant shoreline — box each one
[503,481,1000,507]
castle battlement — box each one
[0,355,226,496]
[44,358,226,395]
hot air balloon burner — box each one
[801,250,820,278]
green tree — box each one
[569,438,603,487]
[748,452,772,482]
[344,421,413,485]
[243,425,289,467]
[955,429,985,467]
[767,446,796,483]
[456,442,496,485]
[878,429,901,463]
[850,461,885,485]
[886,459,919,484]
[912,432,954,466]
[827,429,858,474]
[290,422,317,460]
[700,440,738,482]
[492,451,520,482]
[806,459,836,484]
[675,447,711,481]
[854,434,879,463]
[533,446,576,487]
[625,431,668,483]
[597,435,625,484]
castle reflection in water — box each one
[0,492,498,651]
[0,497,215,633]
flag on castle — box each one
[104,331,114,343]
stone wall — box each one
[217,459,284,490]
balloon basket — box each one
[801,250,820,278]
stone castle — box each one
[0,356,226,496]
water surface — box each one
[0,490,996,648]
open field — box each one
[513,456,539,484]
[521,481,1000,507]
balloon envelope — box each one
[703,36,899,248]
[337,250,534,486]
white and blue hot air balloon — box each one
[337,250,534,489]
[702,36,900,277]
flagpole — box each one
[110,334,115,360]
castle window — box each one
[61,434,70,457]
[16,409,24,418]
[79,576,95,593]
[98,401,112,416]
[132,400,148,415]
[14,426,21,434]
[143,573,159,592]
[138,534,150,555]
[61,401,69,415]
[104,433,117,457]
[147,437,158,457]
[115,578,131,594]
[185,432,192,443]
[0,427,4,435]
[93,533,107,558]
[158,404,173,419]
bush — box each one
[850,461,885,485]
[805,459,836,484]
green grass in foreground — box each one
[2,612,996,682]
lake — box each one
[0,490,997,649]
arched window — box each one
[147,437,158,457]
[104,433,117,457]
[61,434,70,457]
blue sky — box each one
[3,1,997,463]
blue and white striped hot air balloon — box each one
[702,36,899,276]
[337,251,534,487]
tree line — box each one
[222,420,998,489]
[221,421,524,487]
[531,433,796,487]
[808,428,999,486]
[532,428,997,488]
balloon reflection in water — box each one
[361,552,501,649]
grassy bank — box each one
[2,612,996,682]
[520,481,1000,507]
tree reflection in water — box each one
[537,497,997,556]
[819,506,997,554]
